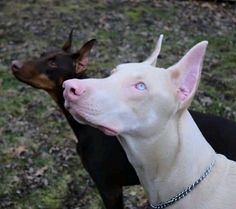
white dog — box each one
[63,35,236,209]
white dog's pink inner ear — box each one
[177,65,198,102]
[171,41,208,104]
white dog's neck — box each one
[118,110,216,204]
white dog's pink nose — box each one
[63,79,85,101]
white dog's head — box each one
[63,35,208,139]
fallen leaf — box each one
[35,166,48,177]
[9,146,28,156]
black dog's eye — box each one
[48,58,57,68]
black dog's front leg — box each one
[97,184,124,209]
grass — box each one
[125,5,175,22]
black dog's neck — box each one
[53,75,88,142]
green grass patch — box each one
[96,30,118,40]
[16,174,71,209]
[0,168,18,196]
[3,2,32,15]
[0,68,19,90]
[126,7,145,22]
[125,6,175,22]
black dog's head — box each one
[11,30,96,93]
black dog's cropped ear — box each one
[72,39,96,74]
[62,29,74,52]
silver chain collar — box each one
[149,160,216,209]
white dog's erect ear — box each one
[169,41,208,109]
[143,34,163,67]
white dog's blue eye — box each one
[135,82,146,91]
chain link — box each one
[149,160,216,209]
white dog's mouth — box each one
[65,102,118,136]
[97,125,118,136]
[64,102,70,111]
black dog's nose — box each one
[11,60,23,72]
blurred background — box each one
[0,0,235,208]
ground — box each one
[0,0,236,208]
